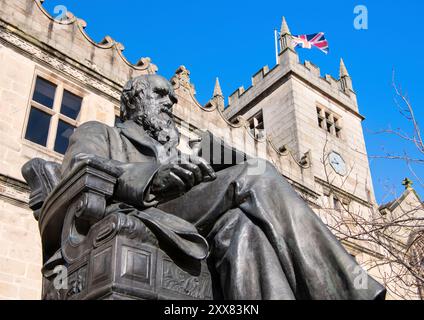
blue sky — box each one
[42,0,424,204]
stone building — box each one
[378,179,424,299]
[0,0,422,299]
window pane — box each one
[32,77,56,108]
[61,90,82,120]
[54,120,75,154]
[25,107,51,146]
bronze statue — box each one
[23,74,386,300]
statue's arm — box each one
[62,121,160,209]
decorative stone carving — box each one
[0,23,122,101]
[171,65,196,94]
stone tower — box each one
[223,17,375,214]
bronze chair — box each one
[22,157,213,300]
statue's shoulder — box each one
[75,121,115,135]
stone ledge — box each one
[0,174,29,206]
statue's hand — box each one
[150,155,216,201]
[180,154,216,183]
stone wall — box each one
[0,176,41,300]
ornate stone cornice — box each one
[0,0,159,103]
[32,0,157,75]
[0,174,29,207]
[0,19,122,102]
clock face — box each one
[329,152,347,176]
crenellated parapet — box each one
[304,61,321,77]
[252,66,269,86]
[228,86,245,106]
[0,0,157,91]
[224,54,360,120]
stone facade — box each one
[0,0,422,299]
[378,184,424,299]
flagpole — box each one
[274,29,279,65]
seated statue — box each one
[23,74,386,300]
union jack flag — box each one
[292,32,329,54]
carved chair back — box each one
[21,158,61,221]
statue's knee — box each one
[242,158,275,177]
[247,159,280,178]
[209,211,243,261]
[264,160,279,175]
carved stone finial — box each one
[213,78,223,98]
[279,17,295,54]
[136,57,150,67]
[339,58,354,93]
[78,18,87,29]
[339,58,350,78]
[280,17,291,36]
[116,42,125,52]
[135,57,158,74]
[211,77,225,112]
[65,10,75,20]
[402,178,414,190]
[176,65,190,79]
[172,66,195,93]
[99,35,115,46]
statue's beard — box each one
[134,104,179,150]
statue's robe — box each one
[62,120,386,300]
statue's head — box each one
[120,75,179,147]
